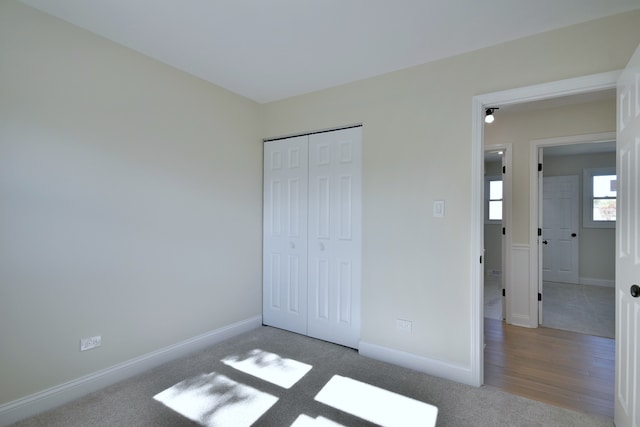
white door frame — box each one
[531,133,615,328]
[470,70,620,387]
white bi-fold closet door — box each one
[263,126,362,349]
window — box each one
[485,175,502,224]
[583,167,616,228]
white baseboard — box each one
[509,314,536,328]
[579,277,615,288]
[358,341,474,386]
[0,316,262,427]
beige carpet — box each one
[10,326,614,427]
[542,281,615,339]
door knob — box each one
[319,242,325,251]
[631,284,640,298]
[290,241,295,249]
[542,240,548,245]
[571,233,577,237]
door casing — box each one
[471,71,620,387]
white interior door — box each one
[615,43,640,427]
[263,136,308,335]
[263,127,362,349]
[542,175,580,284]
[307,128,362,349]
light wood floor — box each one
[484,318,615,419]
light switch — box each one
[433,200,445,218]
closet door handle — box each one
[290,241,295,249]
[319,242,325,251]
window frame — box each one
[484,175,503,225]
[582,167,616,229]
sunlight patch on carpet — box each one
[291,414,346,426]
[153,372,278,427]
[222,348,312,389]
[314,375,438,427]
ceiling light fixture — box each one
[485,107,499,124]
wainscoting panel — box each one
[508,244,534,327]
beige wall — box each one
[261,13,640,368]
[0,1,262,405]
[2,0,640,408]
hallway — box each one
[484,318,615,419]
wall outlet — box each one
[80,335,102,352]
[433,200,445,218]
[396,319,412,333]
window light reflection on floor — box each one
[222,349,312,389]
[153,372,278,427]
[314,375,438,427]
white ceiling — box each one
[544,140,616,157]
[485,140,616,163]
[19,0,640,103]
[497,89,616,114]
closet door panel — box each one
[263,136,308,334]
[308,128,362,348]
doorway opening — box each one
[471,71,620,388]
[536,139,616,339]
[483,152,504,321]
[483,145,512,324]
[474,78,618,417]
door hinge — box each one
[502,227,506,235]
[502,165,506,174]
[538,228,542,236]
[538,293,542,301]
[502,289,506,297]
[538,163,543,172]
